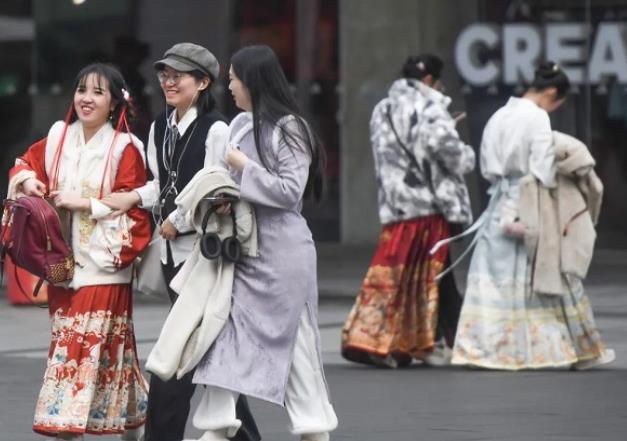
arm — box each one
[370,106,404,208]
[133,123,160,208]
[204,120,230,169]
[8,138,49,199]
[237,120,311,210]
[528,112,556,187]
[420,105,475,175]
[89,145,152,271]
[101,123,159,214]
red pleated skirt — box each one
[33,283,148,436]
[342,215,450,364]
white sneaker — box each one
[573,349,616,371]
[301,433,330,441]
[183,430,229,441]
[423,339,453,366]
[121,425,145,441]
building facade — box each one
[2,0,627,246]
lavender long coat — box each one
[193,112,322,405]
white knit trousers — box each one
[191,310,338,440]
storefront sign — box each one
[455,23,627,86]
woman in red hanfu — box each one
[6,63,151,440]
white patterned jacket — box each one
[370,78,475,225]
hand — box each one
[21,177,46,197]
[101,191,141,217]
[159,218,178,241]
[216,203,231,215]
[49,190,89,212]
[226,145,249,172]
[504,222,526,238]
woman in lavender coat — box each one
[187,45,338,441]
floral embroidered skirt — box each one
[33,284,148,436]
[452,186,606,369]
[341,215,451,364]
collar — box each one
[75,121,115,149]
[413,79,451,108]
[388,78,451,108]
[507,96,542,111]
[170,106,198,136]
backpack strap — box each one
[385,104,435,192]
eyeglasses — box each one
[156,71,188,85]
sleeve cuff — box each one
[240,159,263,195]
[167,209,193,233]
[135,182,158,209]
[90,198,113,220]
[7,170,36,199]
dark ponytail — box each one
[530,61,570,100]
[401,54,444,81]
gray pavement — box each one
[1,245,627,440]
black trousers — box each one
[145,243,261,441]
[435,254,463,347]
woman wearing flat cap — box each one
[103,42,260,441]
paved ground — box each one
[1,245,627,440]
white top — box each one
[134,106,229,265]
[9,121,146,289]
[480,96,556,187]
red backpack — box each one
[1,196,74,295]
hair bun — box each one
[536,61,560,79]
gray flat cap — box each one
[154,42,220,79]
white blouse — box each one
[480,96,556,187]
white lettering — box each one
[589,23,627,83]
[503,24,541,84]
[546,23,586,83]
[454,24,499,86]
[455,22,627,86]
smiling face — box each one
[157,66,207,112]
[228,66,252,111]
[73,73,114,129]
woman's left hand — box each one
[49,190,90,212]
[226,145,249,172]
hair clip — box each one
[417,61,426,71]
[121,88,130,102]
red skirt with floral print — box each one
[33,283,148,436]
[342,215,450,364]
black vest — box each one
[154,109,226,217]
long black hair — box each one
[401,53,444,81]
[69,63,135,127]
[231,45,325,201]
[530,61,570,100]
